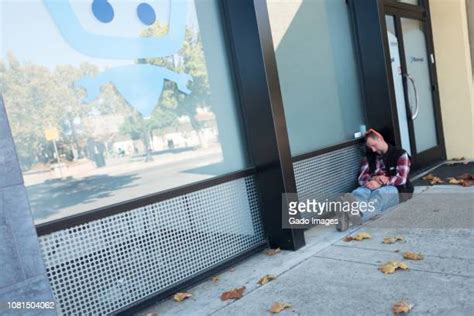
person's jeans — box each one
[351,185,399,222]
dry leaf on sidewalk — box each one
[392,300,414,314]
[378,261,409,274]
[265,248,281,256]
[448,177,463,184]
[447,174,473,186]
[210,276,220,283]
[422,173,435,181]
[429,177,444,185]
[458,173,474,180]
[422,174,444,184]
[173,292,192,302]
[402,252,424,260]
[344,232,372,242]
[383,236,405,244]
[220,287,246,301]
[269,302,292,314]
[257,274,276,285]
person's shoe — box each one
[335,196,350,231]
[336,209,349,231]
[342,193,363,226]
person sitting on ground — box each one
[336,128,414,232]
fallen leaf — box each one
[210,276,220,283]
[354,232,372,240]
[398,262,409,270]
[458,173,474,180]
[422,173,435,181]
[429,176,444,185]
[448,177,463,184]
[379,262,397,274]
[461,180,473,187]
[392,300,414,314]
[422,174,444,184]
[265,248,281,256]
[344,232,372,241]
[378,261,409,274]
[383,236,405,244]
[269,302,292,314]
[173,292,192,302]
[257,274,276,285]
[220,287,245,300]
[402,251,424,260]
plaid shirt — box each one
[358,152,411,187]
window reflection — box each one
[0,0,246,224]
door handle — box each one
[403,73,419,120]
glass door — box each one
[386,15,412,157]
[383,2,445,170]
[400,17,438,154]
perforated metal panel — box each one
[293,144,364,214]
[38,175,264,315]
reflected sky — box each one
[0,0,199,69]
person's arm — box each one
[388,153,411,186]
[358,157,371,186]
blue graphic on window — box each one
[137,3,157,25]
[43,0,192,117]
[91,0,114,23]
[75,65,192,118]
[43,0,188,58]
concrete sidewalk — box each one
[136,185,474,316]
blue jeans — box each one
[351,186,399,222]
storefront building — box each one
[0,0,472,314]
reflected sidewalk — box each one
[24,145,222,186]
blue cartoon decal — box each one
[43,0,192,117]
[137,3,157,25]
[91,0,114,23]
[75,65,192,118]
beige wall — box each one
[467,0,474,76]
[430,0,474,159]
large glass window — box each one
[267,0,366,156]
[0,0,247,224]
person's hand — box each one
[365,180,381,190]
[373,175,390,185]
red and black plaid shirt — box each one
[358,153,411,186]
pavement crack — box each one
[311,255,474,278]
[332,244,474,261]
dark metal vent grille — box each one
[38,176,264,315]
[293,144,364,208]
